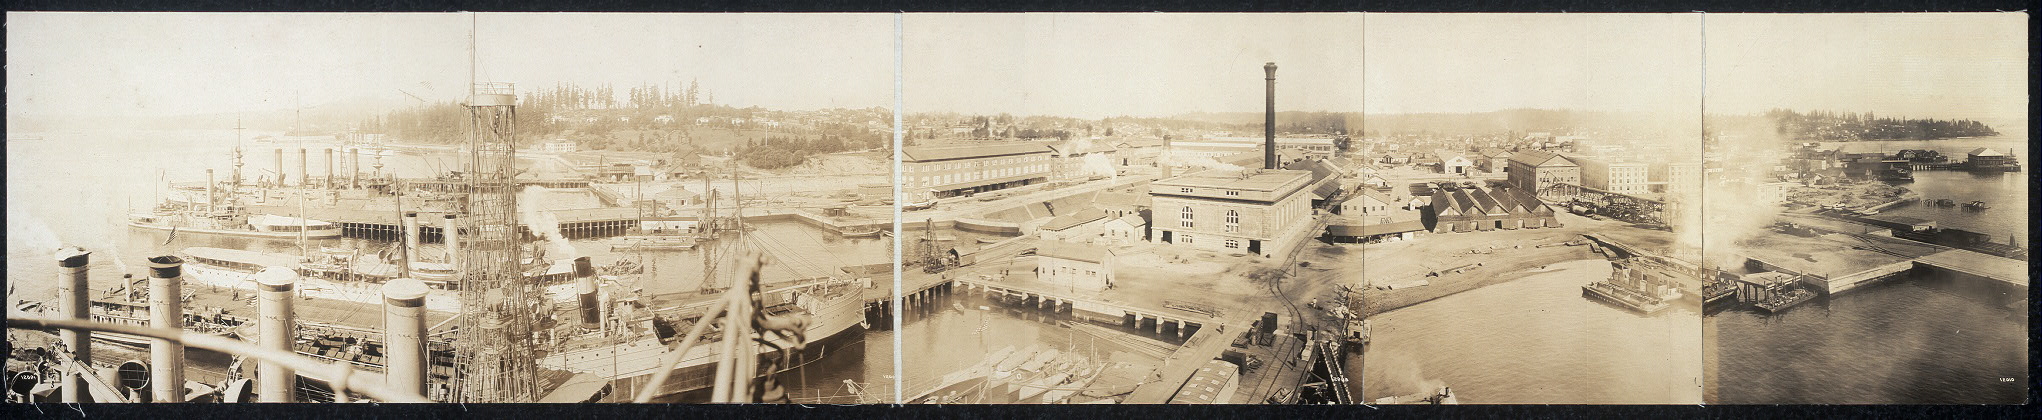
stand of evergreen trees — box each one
[1767,109,1997,141]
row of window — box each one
[909,155,1047,172]
[1179,206,1241,233]
[911,164,1048,187]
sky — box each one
[903,13,1368,119]
[9,13,2024,122]
[1704,13,2028,122]
[6,13,895,119]
[1363,13,1705,120]
[7,13,473,118]
[474,13,893,111]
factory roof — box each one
[902,142,1052,162]
[1153,168,1313,192]
[1968,147,2009,157]
[1508,149,1577,167]
[1166,359,1240,404]
[1036,241,1116,264]
[1325,217,1427,237]
[1040,208,1111,231]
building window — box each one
[1180,187,1193,193]
[1225,190,1239,196]
[1180,206,1195,228]
[1225,210,1239,233]
[1181,234,1193,244]
[1225,239,1239,249]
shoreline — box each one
[1359,245,1602,318]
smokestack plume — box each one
[1264,62,1278,170]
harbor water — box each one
[1706,135,2029,404]
[6,129,889,402]
[1829,136,2028,240]
[1355,259,1706,404]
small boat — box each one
[903,200,938,211]
[1934,199,1957,207]
[978,237,1002,244]
[839,228,883,238]
[993,345,1041,378]
[1016,372,1070,401]
[1964,201,1991,210]
[1016,348,1063,373]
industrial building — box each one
[901,142,1054,202]
[1427,184,1560,233]
[1149,168,1316,258]
[1506,149,1580,199]
[1572,155,1651,195]
[1036,242,1117,292]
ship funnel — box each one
[253,266,299,403]
[146,255,187,403]
[381,277,429,398]
[54,247,92,403]
[576,257,601,330]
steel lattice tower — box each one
[452,83,541,402]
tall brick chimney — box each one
[1264,62,1278,170]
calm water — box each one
[892,286,1177,400]
[1355,260,1706,404]
[1705,270,2027,404]
[5,129,889,402]
[1705,136,2029,404]
[1830,136,2028,240]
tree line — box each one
[1766,109,1998,141]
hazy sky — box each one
[904,13,1367,119]
[7,13,894,118]
[7,13,471,117]
[475,13,893,111]
[1704,13,2028,121]
[11,13,2023,122]
[1364,13,1704,119]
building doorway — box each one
[1248,239,1261,255]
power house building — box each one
[1148,168,1316,258]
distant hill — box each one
[1172,108,1683,136]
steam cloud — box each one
[519,186,579,260]
[1156,149,1247,173]
[1690,117,1792,268]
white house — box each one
[1434,149,1474,175]
[1100,214,1147,245]
[1339,189,1396,216]
[1036,242,1116,292]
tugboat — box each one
[1934,198,1956,207]
[1964,200,1991,210]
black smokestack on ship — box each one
[1264,62,1278,170]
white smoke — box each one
[518,186,579,260]
[1690,117,1791,268]
[8,206,63,253]
[1156,149,1247,173]
[1081,153,1117,181]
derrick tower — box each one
[452,82,542,402]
